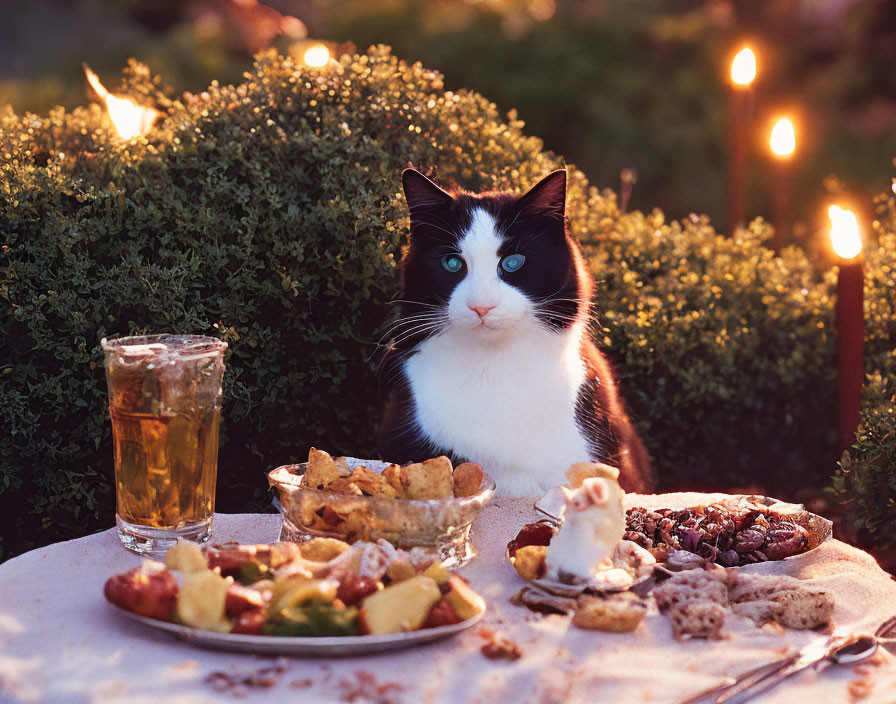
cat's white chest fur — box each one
[405,322,593,496]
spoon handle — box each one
[713,658,832,704]
[714,634,877,704]
[669,659,791,704]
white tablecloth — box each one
[2,497,896,704]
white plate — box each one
[110,604,484,656]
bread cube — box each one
[572,593,646,632]
[511,545,547,581]
[444,576,486,620]
[359,575,441,634]
[401,456,454,500]
[165,539,208,574]
[176,570,232,632]
[453,462,484,497]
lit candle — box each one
[727,47,757,236]
[768,117,796,253]
[83,63,159,141]
[829,205,864,454]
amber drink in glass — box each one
[101,334,227,555]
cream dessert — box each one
[544,463,627,582]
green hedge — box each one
[832,372,896,548]
[582,207,837,490]
[1,47,893,560]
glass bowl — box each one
[268,458,496,566]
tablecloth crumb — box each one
[335,670,406,704]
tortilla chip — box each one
[382,464,405,496]
[348,466,399,498]
[302,447,341,489]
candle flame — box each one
[303,44,330,68]
[828,205,862,260]
[769,117,796,158]
[730,47,756,86]
[83,64,159,140]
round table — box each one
[2,495,895,703]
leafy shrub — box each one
[580,203,837,490]
[1,47,892,560]
[831,372,896,548]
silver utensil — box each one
[673,618,894,704]
[713,634,878,704]
[670,658,795,704]
[875,613,896,650]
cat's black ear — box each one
[402,168,453,216]
[517,170,566,220]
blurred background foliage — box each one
[3,0,896,233]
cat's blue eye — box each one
[500,254,526,273]
[441,254,464,273]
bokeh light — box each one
[730,47,757,86]
[828,205,862,259]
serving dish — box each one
[269,457,495,566]
[507,492,834,599]
[110,603,484,655]
[535,490,833,550]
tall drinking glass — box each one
[101,334,227,555]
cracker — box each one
[669,599,725,640]
[511,545,547,581]
[302,447,341,489]
[453,462,484,497]
[728,574,803,603]
[573,593,647,632]
[401,456,454,499]
[771,589,834,630]
[732,600,783,626]
[652,571,728,612]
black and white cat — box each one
[377,168,652,496]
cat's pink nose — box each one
[469,304,496,319]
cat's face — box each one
[399,169,586,341]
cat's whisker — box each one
[386,321,448,346]
[386,299,446,309]
[532,304,589,318]
[380,313,445,330]
[377,322,445,347]
[379,313,447,334]
[532,295,593,307]
[413,217,465,243]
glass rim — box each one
[101,333,227,361]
